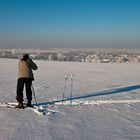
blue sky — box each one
[0,0,140,48]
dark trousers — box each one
[16,78,32,102]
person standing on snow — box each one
[16,54,38,108]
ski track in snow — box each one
[1,98,140,118]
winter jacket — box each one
[18,58,38,80]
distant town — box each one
[0,48,140,63]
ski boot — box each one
[26,101,34,108]
[15,102,24,109]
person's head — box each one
[22,54,29,60]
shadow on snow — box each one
[36,85,140,106]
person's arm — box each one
[27,58,38,70]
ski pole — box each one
[31,84,38,105]
[32,84,47,116]
[62,74,68,105]
[70,74,74,104]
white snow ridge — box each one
[0,58,140,140]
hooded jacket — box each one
[18,58,38,80]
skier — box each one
[16,54,38,108]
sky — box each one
[0,0,140,49]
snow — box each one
[0,58,140,140]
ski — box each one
[0,102,37,109]
[0,102,59,118]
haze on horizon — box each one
[0,0,140,49]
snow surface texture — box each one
[0,58,140,140]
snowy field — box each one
[0,58,140,140]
